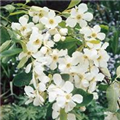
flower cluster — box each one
[11,3,110,120]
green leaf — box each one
[73,88,93,107]
[7,29,19,42]
[10,11,27,16]
[0,27,10,44]
[13,72,32,87]
[61,74,70,81]
[17,57,28,69]
[116,109,120,120]
[106,84,119,112]
[67,0,81,9]
[98,84,109,91]
[26,0,30,3]
[0,48,22,57]
[0,40,11,52]
[60,109,67,120]
[111,29,119,54]
[56,37,82,56]
[46,103,53,120]
[116,66,120,78]
[3,5,15,13]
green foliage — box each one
[56,37,82,56]
[1,103,49,120]
[60,109,67,120]
[0,40,11,52]
[61,74,70,81]
[67,0,81,9]
[0,27,10,44]
[116,109,120,120]
[73,88,93,107]
[3,4,15,13]
[110,28,120,55]
[106,84,119,112]
[0,48,22,57]
[85,101,106,120]
[13,72,32,87]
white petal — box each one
[93,25,101,33]
[56,96,66,107]
[80,27,91,36]
[79,20,87,27]
[24,86,34,97]
[52,103,60,111]
[50,62,57,70]
[88,81,96,93]
[55,16,62,23]
[97,33,106,40]
[53,74,63,86]
[52,111,59,119]
[54,33,61,42]
[33,16,39,23]
[95,73,104,81]
[65,101,76,112]
[59,28,68,36]
[81,80,89,87]
[25,99,33,105]
[19,15,28,26]
[48,92,57,102]
[67,113,76,120]
[83,12,93,21]
[66,17,77,27]
[72,94,83,103]
[41,17,48,25]
[11,23,21,30]
[78,3,88,13]
[39,83,46,92]
[71,8,77,17]
[33,97,40,106]
[41,75,50,83]
[25,63,32,73]
[102,42,109,49]
[59,49,68,57]
[48,10,55,17]
[62,81,73,93]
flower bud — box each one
[54,33,61,42]
[59,28,68,36]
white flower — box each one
[48,74,65,102]
[41,10,62,29]
[27,27,43,51]
[43,32,55,48]
[52,103,76,120]
[48,49,68,70]
[24,86,45,106]
[56,81,83,112]
[18,44,37,61]
[11,15,34,36]
[58,56,78,73]
[29,6,49,23]
[59,28,68,36]
[54,33,61,42]
[66,3,93,27]
[80,25,106,41]
[94,49,110,68]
